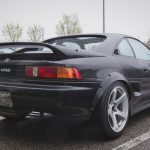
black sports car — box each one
[0,33,149,139]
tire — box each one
[97,81,129,139]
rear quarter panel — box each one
[54,55,143,112]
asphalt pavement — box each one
[0,109,150,150]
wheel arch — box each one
[93,72,133,108]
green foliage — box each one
[56,14,82,36]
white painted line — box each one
[112,131,150,150]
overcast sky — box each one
[0,0,150,41]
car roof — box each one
[0,33,134,56]
[44,33,133,55]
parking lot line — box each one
[112,130,150,150]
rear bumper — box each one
[0,81,99,120]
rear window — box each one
[46,36,106,50]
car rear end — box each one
[0,43,100,120]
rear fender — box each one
[93,72,133,108]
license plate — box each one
[0,91,13,107]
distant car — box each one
[0,33,149,139]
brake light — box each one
[38,66,57,78]
[25,66,83,79]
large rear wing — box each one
[0,42,66,61]
[0,42,104,60]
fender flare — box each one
[92,72,133,108]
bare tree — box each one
[56,14,82,36]
[27,25,44,42]
[147,38,150,49]
[2,23,23,42]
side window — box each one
[127,38,150,60]
[118,39,135,57]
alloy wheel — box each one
[107,85,129,132]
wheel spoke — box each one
[111,113,118,130]
[116,109,127,120]
[108,107,112,115]
[115,92,126,106]
[111,88,117,103]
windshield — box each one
[46,36,106,50]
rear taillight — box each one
[25,66,83,79]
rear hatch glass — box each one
[45,35,106,51]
